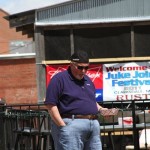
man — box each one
[45,51,107,150]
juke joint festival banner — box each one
[46,62,150,101]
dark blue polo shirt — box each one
[45,67,98,115]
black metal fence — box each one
[99,100,150,150]
[0,100,150,150]
[0,103,54,150]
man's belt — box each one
[61,114,98,120]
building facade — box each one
[0,9,37,104]
[6,0,150,102]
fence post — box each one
[0,98,6,150]
[132,100,139,150]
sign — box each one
[103,62,150,101]
[46,62,150,101]
[46,64,103,101]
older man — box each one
[45,51,106,150]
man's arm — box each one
[96,102,108,111]
[46,104,66,127]
[96,102,103,111]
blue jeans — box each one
[51,118,102,150]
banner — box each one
[46,62,150,101]
[103,62,150,101]
[46,64,103,101]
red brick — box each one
[0,59,38,104]
[0,9,38,104]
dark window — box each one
[135,25,150,56]
[74,27,131,58]
[44,26,150,60]
[44,30,71,60]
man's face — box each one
[70,62,89,80]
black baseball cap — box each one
[70,51,89,63]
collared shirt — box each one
[45,67,98,115]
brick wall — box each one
[0,9,32,54]
[0,9,37,104]
[0,58,38,104]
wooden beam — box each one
[131,24,135,57]
[35,27,46,102]
[42,57,150,65]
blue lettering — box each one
[133,71,150,78]
[105,72,130,79]
[112,79,150,86]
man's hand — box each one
[99,108,119,117]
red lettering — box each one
[105,66,148,72]
[116,94,150,100]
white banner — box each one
[103,62,150,101]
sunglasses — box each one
[76,65,89,70]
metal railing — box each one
[0,100,150,150]
[99,100,150,150]
[0,103,54,150]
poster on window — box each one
[46,64,103,101]
[46,61,150,101]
